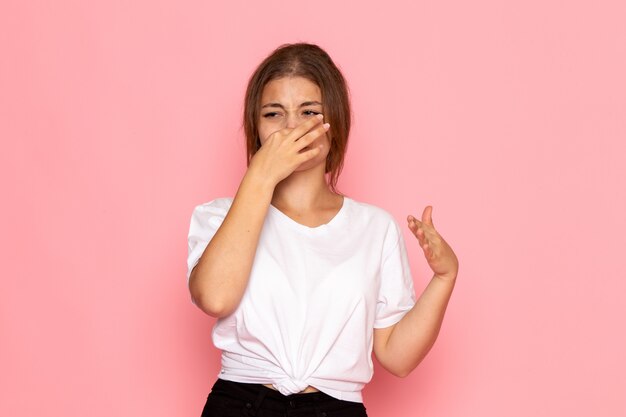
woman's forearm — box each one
[384,274,456,377]
[189,172,274,318]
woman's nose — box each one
[285,113,299,129]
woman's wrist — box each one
[433,272,457,285]
[241,168,276,197]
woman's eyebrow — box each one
[300,101,323,107]
[261,101,323,109]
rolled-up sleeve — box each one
[373,219,417,329]
[186,198,231,287]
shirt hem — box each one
[216,373,364,403]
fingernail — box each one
[323,123,330,130]
[317,114,324,120]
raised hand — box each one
[407,206,459,281]
[247,114,329,187]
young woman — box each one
[187,43,459,417]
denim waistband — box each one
[212,378,340,408]
[207,378,368,417]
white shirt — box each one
[186,196,416,403]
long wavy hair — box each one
[243,43,351,193]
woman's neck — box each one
[271,165,339,212]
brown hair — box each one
[243,43,351,193]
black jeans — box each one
[201,378,368,417]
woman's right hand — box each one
[246,114,330,187]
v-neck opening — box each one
[269,196,349,233]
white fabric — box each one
[186,196,417,402]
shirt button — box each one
[220,370,225,373]
[289,400,296,408]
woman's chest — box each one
[241,229,384,314]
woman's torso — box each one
[188,195,416,402]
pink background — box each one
[2,1,625,416]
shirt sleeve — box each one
[186,198,231,291]
[373,218,417,329]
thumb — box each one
[422,206,434,226]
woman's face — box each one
[257,76,330,172]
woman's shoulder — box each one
[195,196,234,209]
[191,197,234,217]
[345,196,397,224]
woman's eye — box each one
[303,110,321,116]
[262,112,280,118]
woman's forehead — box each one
[261,76,322,104]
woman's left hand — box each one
[407,206,458,282]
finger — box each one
[294,123,330,151]
[289,114,325,142]
[414,227,426,246]
[294,144,322,164]
[422,206,433,226]
[423,243,432,259]
[407,215,421,228]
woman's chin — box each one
[293,157,326,174]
